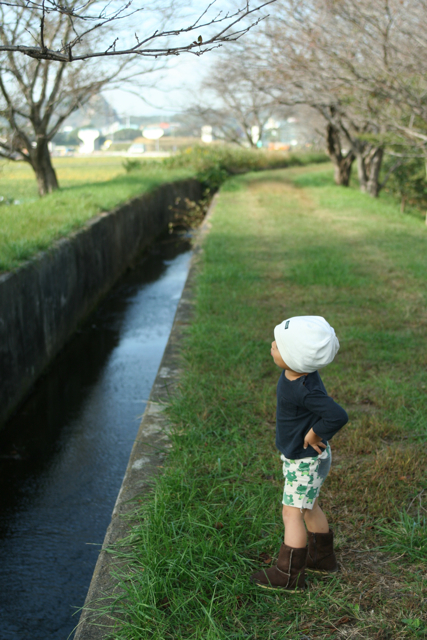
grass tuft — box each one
[377,511,427,562]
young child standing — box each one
[251,316,348,591]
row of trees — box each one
[193,0,427,199]
[0,0,275,195]
[3,0,427,202]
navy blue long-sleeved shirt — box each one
[276,370,348,459]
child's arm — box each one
[302,390,348,443]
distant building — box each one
[201,126,213,143]
[77,129,100,154]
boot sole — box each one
[306,567,339,574]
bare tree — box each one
[303,0,419,194]
[0,0,276,195]
[317,103,384,195]
[0,0,277,62]
[320,0,427,180]
[262,0,427,195]
[253,0,390,193]
[191,47,282,147]
[0,7,135,195]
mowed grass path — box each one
[0,157,192,272]
[108,166,427,640]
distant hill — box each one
[63,95,120,131]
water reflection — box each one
[0,235,192,640]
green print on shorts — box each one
[296,484,308,496]
[281,445,332,510]
[305,486,318,504]
[283,493,295,506]
[298,461,311,476]
[286,470,298,485]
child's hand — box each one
[303,428,327,455]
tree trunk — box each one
[356,146,384,198]
[366,147,384,197]
[356,154,368,193]
[30,139,59,196]
[326,124,355,186]
[332,154,354,186]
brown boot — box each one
[250,544,307,590]
[306,529,338,573]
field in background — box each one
[0,156,130,203]
[106,165,427,639]
[0,150,328,273]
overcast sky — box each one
[102,0,264,119]
[104,52,217,118]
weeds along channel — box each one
[95,166,427,639]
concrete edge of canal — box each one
[0,178,203,429]
[73,194,218,640]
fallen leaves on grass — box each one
[259,552,273,564]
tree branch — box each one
[0,0,277,62]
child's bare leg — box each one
[303,498,329,533]
[282,505,307,547]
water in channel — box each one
[0,235,192,640]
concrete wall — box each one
[0,179,202,428]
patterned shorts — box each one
[281,444,332,510]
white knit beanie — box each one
[274,316,340,373]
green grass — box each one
[0,150,328,274]
[377,512,427,563]
[0,158,193,272]
[0,156,129,202]
[164,145,329,191]
[103,164,427,639]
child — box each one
[250,316,348,591]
